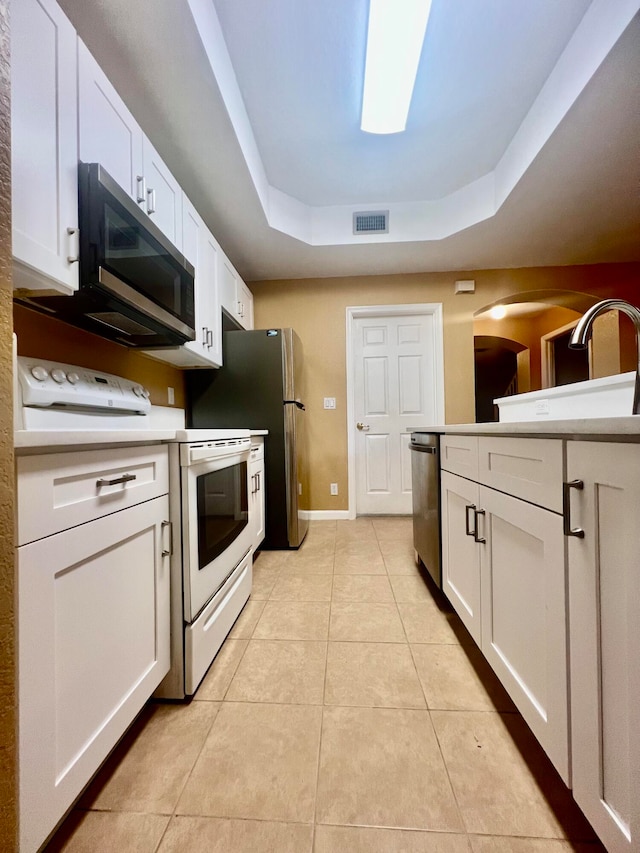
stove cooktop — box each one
[174,428,251,443]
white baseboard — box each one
[301,510,352,521]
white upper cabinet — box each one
[141,136,183,251]
[78,39,143,202]
[220,252,253,330]
[12,0,79,294]
[143,195,221,368]
[202,229,223,364]
[237,277,254,329]
[78,42,182,251]
[12,7,236,367]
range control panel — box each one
[17,357,152,414]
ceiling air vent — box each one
[353,210,389,235]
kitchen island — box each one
[418,419,639,853]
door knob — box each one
[356,422,370,431]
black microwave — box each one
[17,163,196,348]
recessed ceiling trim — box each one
[189,0,638,248]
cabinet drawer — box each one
[478,437,563,512]
[440,435,479,479]
[250,438,264,462]
[17,445,169,545]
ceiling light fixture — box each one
[489,305,508,320]
[361,0,432,135]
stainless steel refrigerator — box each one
[186,328,309,549]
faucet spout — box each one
[569,298,640,416]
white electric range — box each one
[15,356,254,699]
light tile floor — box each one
[46,517,604,852]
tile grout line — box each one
[311,533,336,849]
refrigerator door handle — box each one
[284,399,306,411]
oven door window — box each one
[196,461,248,570]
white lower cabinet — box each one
[478,483,568,783]
[441,470,482,644]
[17,448,171,853]
[441,437,569,784]
[567,441,640,851]
[250,439,266,551]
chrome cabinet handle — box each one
[96,473,136,487]
[206,328,213,348]
[161,519,173,557]
[256,472,261,492]
[251,474,257,495]
[563,479,585,538]
[356,422,370,431]
[202,326,208,347]
[66,227,79,263]
[465,504,476,537]
[473,508,486,544]
[136,175,147,204]
[146,188,156,215]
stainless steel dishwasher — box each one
[409,432,441,587]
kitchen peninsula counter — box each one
[410,416,640,440]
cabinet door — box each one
[179,198,209,360]
[142,200,222,368]
[12,0,79,294]
[251,456,266,550]
[18,497,171,853]
[441,471,481,644]
[219,252,239,320]
[237,278,254,330]
[219,253,252,329]
[78,39,144,200]
[141,136,182,249]
[479,485,569,783]
[202,228,223,364]
[567,442,640,851]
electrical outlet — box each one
[330,483,338,495]
[167,386,175,405]
[324,397,336,409]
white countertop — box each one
[15,426,270,453]
[14,429,179,452]
[410,416,640,439]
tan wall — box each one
[251,262,640,511]
[474,306,581,390]
[0,0,16,846]
[14,305,187,409]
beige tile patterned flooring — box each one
[46,517,604,853]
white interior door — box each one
[350,306,444,515]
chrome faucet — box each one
[569,298,640,415]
